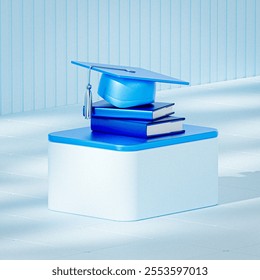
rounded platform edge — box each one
[48,124,218,152]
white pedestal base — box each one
[48,136,218,221]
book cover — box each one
[91,115,185,138]
[90,100,175,120]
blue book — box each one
[90,100,175,120]
[91,115,185,138]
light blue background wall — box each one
[0,0,259,115]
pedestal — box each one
[48,124,218,221]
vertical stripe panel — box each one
[55,0,67,107]
[34,0,45,110]
[129,0,140,67]
[109,0,120,65]
[67,0,78,105]
[180,0,191,82]
[150,0,161,73]
[161,0,171,90]
[23,0,34,111]
[87,0,99,99]
[210,0,218,83]
[140,0,151,69]
[77,0,88,104]
[190,0,201,86]
[245,0,255,77]
[0,0,12,114]
[0,0,0,114]
[99,0,109,63]
[256,0,260,75]
[236,0,246,78]
[226,0,237,80]
[12,0,23,113]
[217,0,227,81]
[200,0,210,84]
[119,0,130,66]
[170,0,181,84]
[151,0,161,90]
[45,0,56,108]
[88,0,99,61]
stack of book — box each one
[88,100,185,138]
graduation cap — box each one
[72,61,189,119]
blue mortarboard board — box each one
[72,61,189,118]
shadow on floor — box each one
[218,171,260,204]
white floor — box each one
[1,77,260,260]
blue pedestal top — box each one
[48,124,218,152]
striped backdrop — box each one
[0,0,259,115]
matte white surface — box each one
[1,77,260,259]
[48,137,218,221]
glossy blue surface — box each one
[72,61,189,108]
[92,100,175,120]
[48,124,218,152]
[98,74,155,108]
[71,61,189,85]
[91,115,185,138]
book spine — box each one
[91,117,148,138]
[92,108,153,120]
